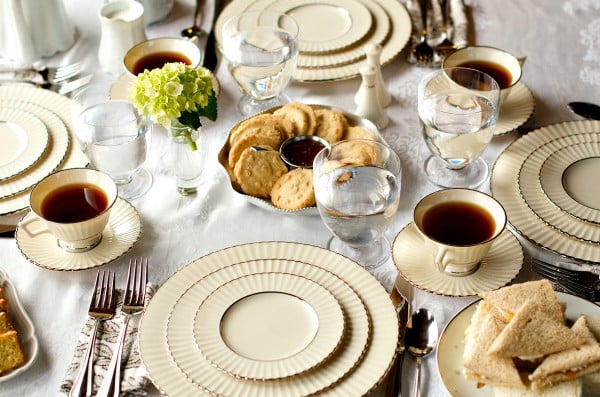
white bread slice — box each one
[480,280,564,323]
[530,316,600,391]
[493,378,582,396]
[488,300,585,359]
[463,301,524,387]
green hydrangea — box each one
[128,63,217,131]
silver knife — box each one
[568,102,600,120]
[385,277,411,397]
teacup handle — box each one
[434,248,450,273]
[517,56,527,66]
[19,215,50,238]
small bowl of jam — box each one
[279,135,330,169]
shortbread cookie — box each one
[228,124,283,169]
[271,168,316,210]
[336,139,378,165]
[314,108,347,143]
[274,102,317,136]
[343,125,375,141]
[234,148,288,198]
[229,114,287,144]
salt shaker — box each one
[354,44,392,108]
[355,65,389,130]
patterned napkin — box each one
[406,0,469,66]
[59,283,158,397]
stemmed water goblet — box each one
[71,80,153,200]
[418,67,501,189]
[221,10,299,117]
[313,140,402,270]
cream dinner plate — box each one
[142,242,398,397]
[491,120,600,263]
[0,108,48,182]
[216,0,411,82]
[268,0,372,53]
[165,258,371,394]
[193,272,345,380]
[0,86,89,218]
[437,292,600,396]
[15,198,141,271]
[539,142,600,224]
[391,223,523,296]
[518,139,600,243]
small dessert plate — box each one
[15,198,142,271]
[0,267,39,382]
[392,223,523,296]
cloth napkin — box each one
[59,283,158,397]
[406,0,469,67]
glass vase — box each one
[169,119,203,195]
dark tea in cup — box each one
[41,183,109,223]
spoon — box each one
[405,308,438,397]
[180,0,206,41]
[568,101,600,120]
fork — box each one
[555,278,600,302]
[435,0,457,58]
[97,258,148,397]
[43,74,93,96]
[412,0,434,65]
[532,258,600,289]
[69,270,116,397]
[0,62,82,83]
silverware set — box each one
[411,0,458,66]
[70,259,148,397]
[532,258,600,302]
[0,62,92,95]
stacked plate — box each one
[0,85,88,226]
[215,0,412,82]
[139,241,399,396]
[490,119,600,263]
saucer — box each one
[391,223,523,296]
[15,198,141,271]
[494,82,535,136]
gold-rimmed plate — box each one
[0,108,48,182]
[392,223,523,296]
[141,242,397,397]
[490,120,600,263]
[193,272,345,380]
[15,198,141,271]
[539,141,600,224]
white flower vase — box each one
[169,120,203,195]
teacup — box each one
[20,168,118,252]
[441,45,524,106]
[413,188,507,276]
[123,37,202,76]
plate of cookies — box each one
[218,102,385,214]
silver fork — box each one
[412,0,434,65]
[69,270,116,397]
[532,258,600,289]
[435,0,457,58]
[555,278,600,302]
[97,258,148,397]
[0,62,82,83]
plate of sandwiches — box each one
[437,279,600,396]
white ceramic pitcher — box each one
[98,0,147,76]
[0,0,37,63]
[21,0,76,57]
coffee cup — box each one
[123,37,202,76]
[20,168,118,252]
[413,188,507,276]
[441,45,524,106]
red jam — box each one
[281,138,326,168]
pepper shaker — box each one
[355,65,389,130]
[354,44,392,108]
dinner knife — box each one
[202,0,226,72]
[385,280,410,397]
[568,101,600,120]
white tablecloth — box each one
[0,0,599,396]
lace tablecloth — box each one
[0,0,598,396]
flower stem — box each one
[185,134,198,151]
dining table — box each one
[0,0,599,396]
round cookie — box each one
[228,124,283,169]
[271,168,316,210]
[274,102,317,135]
[314,108,347,143]
[343,125,376,141]
[228,114,281,145]
[233,148,288,198]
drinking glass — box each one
[71,81,153,200]
[313,140,402,270]
[221,10,299,117]
[418,67,501,189]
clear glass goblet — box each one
[71,81,153,200]
[313,140,402,270]
[418,67,501,189]
[221,10,299,117]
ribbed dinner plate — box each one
[490,120,600,262]
[141,242,398,397]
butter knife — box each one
[202,0,227,71]
[385,280,410,397]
